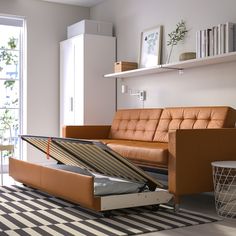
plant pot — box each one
[179,52,196,61]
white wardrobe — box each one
[60,34,116,130]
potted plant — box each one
[166,20,188,63]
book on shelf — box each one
[233,24,236,51]
[218,23,225,54]
[201,30,206,58]
[196,21,236,58]
[196,31,201,58]
[209,29,214,56]
[206,28,212,56]
[212,26,218,56]
[225,22,234,53]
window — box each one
[0,15,26,170]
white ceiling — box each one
[42,0,105,7]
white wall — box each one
[91,0,236,109]
[0,0,90,162]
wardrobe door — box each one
[74,35,85,125]
[60,38,75,128]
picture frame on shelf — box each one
[139,25,162,68]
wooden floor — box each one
[2,174,236,236]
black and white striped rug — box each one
[0,185,219,235]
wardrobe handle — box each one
[70,97,73,112]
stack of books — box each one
[196,22,236,58]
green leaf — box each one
[167,19,188,47]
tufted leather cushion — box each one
[110,109,163,141]
[153,106,236,143]
[102,140,168,168]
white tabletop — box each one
[211,161,236,168]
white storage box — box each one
[67,19,113,38]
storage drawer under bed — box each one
[9,158,172,212]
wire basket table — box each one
[212,161,236,218]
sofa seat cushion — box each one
[100,139,168,169]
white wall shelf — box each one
[104,51,236,78]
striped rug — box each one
[0,185,219,235]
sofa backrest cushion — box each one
[153,106,236,143]
[110,109,163,141]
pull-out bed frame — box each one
[9,135,172,212]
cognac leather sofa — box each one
[62,106,236,208]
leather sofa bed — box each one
[9,137,172,212]
[62,106,236,209]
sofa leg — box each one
[173,195,180,212]
[174,204,180,212]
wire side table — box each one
[0,145,14,186]
[212,161,236,218]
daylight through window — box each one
[0,16,25,172]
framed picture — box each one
[139,25,162,68]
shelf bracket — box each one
[160,65,184,75]
[178,69,184,75]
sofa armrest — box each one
[168,128,236,196]
[62,125,111,139]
